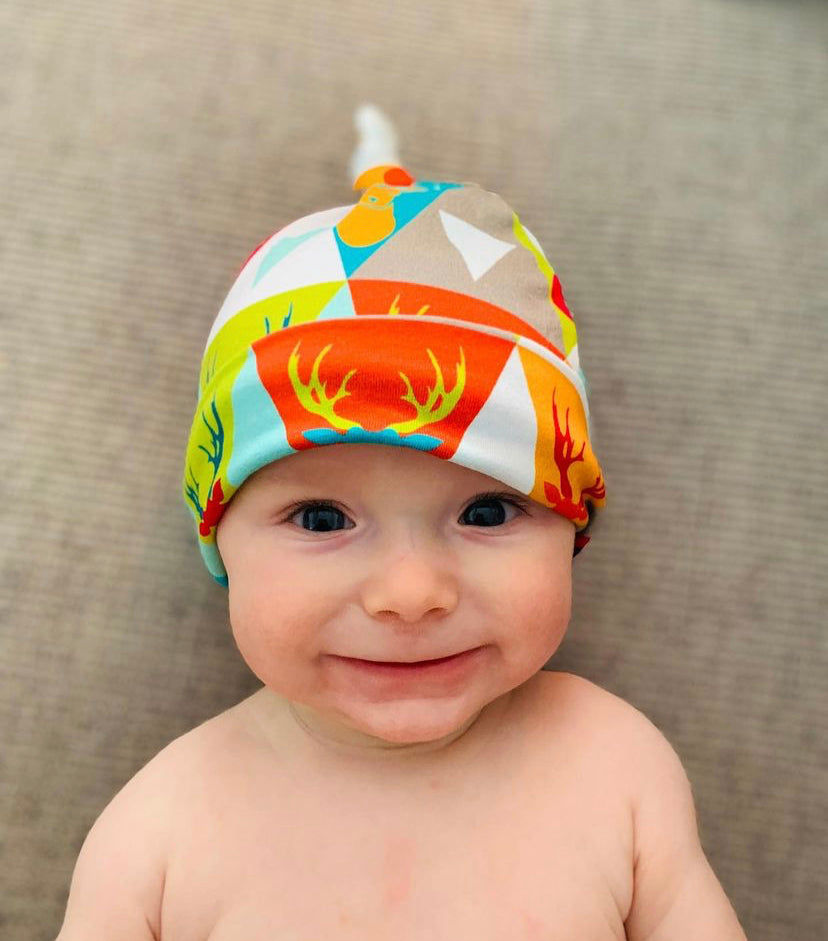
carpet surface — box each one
[2,1,826,938]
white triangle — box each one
[451,347,536,493]
[439,210,515,281]
[204,206,351,353]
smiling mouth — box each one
[329,648,485,683]
[343,650,475,666]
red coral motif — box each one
[543,482,587,525]
[199,479,226,536]
[551,274,572,319]
[580,476,606,503]
[542,388,605,525]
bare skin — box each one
[147,670,746,940]
[57,445,748,940]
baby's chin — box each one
[290,691,501,754]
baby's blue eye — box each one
[294,504,348,533]
[286,497,523,534]
[462,498,512,527]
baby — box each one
[56,107,748,940]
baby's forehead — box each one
[250,443,519,497]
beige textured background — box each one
[2,1,827,939]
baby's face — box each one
[216,443,575,751]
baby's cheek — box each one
[518,565,572,653]
[229,584,324,683]
[227,583,283,655]
[520,549,572,618]
[227,610,298,694]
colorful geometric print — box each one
[184,165,606,585]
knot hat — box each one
[183,165,606,585]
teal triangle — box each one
[227,349,291,487]
[317,283,357,321]
[252,228,326,287]
[335,181,462,278]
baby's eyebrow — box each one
[261,473,351,489]
[256,467,310,486]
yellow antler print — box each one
[287,341,361,431]
[387,347,466,434]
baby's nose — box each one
[360,545,459,625]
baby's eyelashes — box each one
[279,494,529,534]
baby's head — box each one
[183,165,606,751]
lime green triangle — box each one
[561,317,578,356]
[512,214,577,356]
[201,282,345,394]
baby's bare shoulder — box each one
[533,671,685,776]
[534,669,650,726]
[83,702,250,857]
[123,708,232,791]
[56,725,211,940]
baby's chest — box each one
[160,786,630,941]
